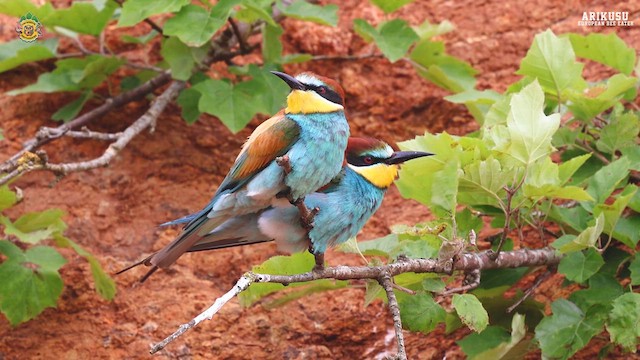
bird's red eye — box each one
[363,156,373,165]
[318,86,327,94]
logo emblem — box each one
[15,12,42,43]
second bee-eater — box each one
[119,72,349,281]
[149,138,433,265]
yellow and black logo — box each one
[15,12,42,43]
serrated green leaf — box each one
[0,241,66,326]
[558,248,604,283]
[445,89,501,124]
[452,294,489,333]
[606,293,640,352]
[459,158,512,208]
[569,273,623,311]
[51,91,93,122]
[556,213,604,253]
[8,55,124,95]
[535,299,606,360]
[593,184,637,237]
[364,279,385,306]
[164,5,226,47]
[236,0,276,26]
[596,112,640,155]
[161,37,207,81]
[516,29,586,96]
[1,209,66,244]
[558,154,591,184]
[354,19,418,63]
[410,39,478,93]
[277,0,338,26]
[0,186,17,212]
[118,0,190,27]
[369,0,415,13]
[501,80,561,165]
[0,39,58,73]
[462,313,528,360]
[263,280,347,309]
[568,74,638,121]
[398,292,446,333]
[176,87,202,124]
[569,33,636,75]
[585,157,631,209]
[238,252,315,306]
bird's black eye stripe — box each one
[347,154,382,166]
[307,85,343,105]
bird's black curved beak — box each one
[384,151,434,165]
[271,71,306,90]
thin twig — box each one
[228,18,248,52]
[310,53,384,61]
[150,273,257,354]
[441,269,481,295]
[507,269,553,313]
[63,127,122,141]
[379,274,407,360]
[150,248,562,352]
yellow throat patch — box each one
[285,90,344,114]
[350,163,398,189]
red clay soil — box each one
[1,1,639,359]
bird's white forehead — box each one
[295,73,324,87]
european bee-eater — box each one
[119,72,349,281]
[150,138,433,262]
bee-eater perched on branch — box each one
[124,138,432,280]
[118,72,349,281]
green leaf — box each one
[458,326,511,358]
[596,111,640,155]
[593,184,637,238]
[369,0,415,13]
[262,280,347,309]
[459,158,512,208]
[8,55,124,95]
[568,33,636,75]
[630,256,640,286]
[410,39,478,93]
[555,214,605,253]
[516,29,586,96]
[0,241,66,326]
[558,248,604,283]
[445,89,501,124]
[53,234,116,300]
[1,209,66,244]
[452,294,489,333]
[238,252,315,306]
[161,37,207,81]
[118,0,190,27]
[569,273,623,311]
[585,157,631,209]
[51,91,93,122]
[353,19,418,63]
[44,1,117,35]
[0,186,17,211]
[500,80,561,165]
[535,299,607,360]
[262,24,284,64]
[568,74,638,121]
[398,292,446,333]
[558,154,591,184]
[364,279,385,306]
[413,19,455,40]
[236,0,276,26]
[0,39,58,73]
[176,87,202,124]
[277,0,338,27]
[164,5,227,47]
[462,314,529,360]
[194,66,288,133]
[606,293,640,352]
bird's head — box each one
[271,71,345,114]
[346,137,434,189]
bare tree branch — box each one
[0,81,185,185]
[151,247,561,353]
[379,274,407,360]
